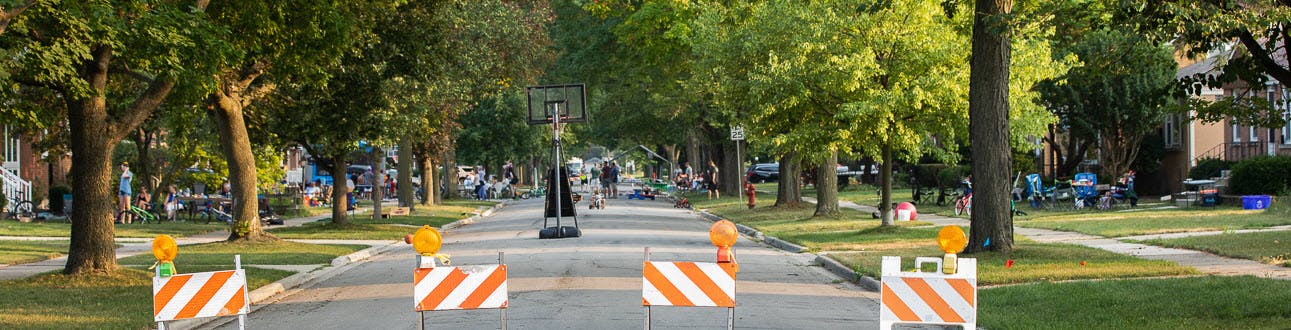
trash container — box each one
[1242,195,1272,210]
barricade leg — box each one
[644,247,651,330]
[727,307,734,330]
[236,255,246,330]
[499,252,507,330]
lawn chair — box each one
[1024,173,1049,208]
[1073,172,1099,209]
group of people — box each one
[672,161,720,199]
[462,161,519,200]
[114,162,192,224]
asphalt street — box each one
[213,192,879,329]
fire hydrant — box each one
[744,181,756,209]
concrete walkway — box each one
[0,206,389,281]
[804,196,1291,280]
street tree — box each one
[0,0,229,274]
[1037,29,1177,179]
[964,0,1015,254]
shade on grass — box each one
[980,276,1291,329]
[1019,208,1290,237]
[0,221,226,238]
[117,240,367,266]
[829,239,1196,285]
[1139,230,1291,267]
[268,222,414,240]
[0,240,70,265]
[0,266,292,329]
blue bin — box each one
[1242,195,1272,210]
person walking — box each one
[117,162,134,224]
[589,162,602,194]
[705,160,720,199]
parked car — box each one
[746,163,780,183]
[745,163,853,184]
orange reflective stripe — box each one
[153,274,192,316]
[219,285,246,316]
[419,269,468,310]
[643,262,692,306]
[945,278,975,307]
[675,262,733,307]
[459,266,507,309]
[902,278,964,323]
[413,268,431,285]
[175,271,235,319]
[881,283,920,321]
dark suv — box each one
[746,163,780,183]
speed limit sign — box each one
[730,126,745,141]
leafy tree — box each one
[964,0,1014,254]
[0,0,229,274]
[0,0,36,34]
[1037,29,1177,179]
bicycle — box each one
[5,198,35,221]
[522,186,546,200]
[117,204,159,224]
[954,193,972,217]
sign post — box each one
[730,126,745,203]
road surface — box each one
[214,193,879,329]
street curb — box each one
[815,253,880,291]
[442,200,509,231]
[172,241,402,330]
[693,208,877,289]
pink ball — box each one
[895,202,918,221]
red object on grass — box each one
[1005,259,1014,268]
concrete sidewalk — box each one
[0,206,384,281]
[807,196,1291,280]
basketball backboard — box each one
[526,84,587,125]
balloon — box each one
[895,202,918,221]
[709,220,738,248]
[404,234,414,244]
[152,235,178,262]
[412,226,442,255]
[936,226,967,254]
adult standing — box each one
[705,160,720,199]
[609,162,620,198]
[590,162,602,193]
[117,162,133,224]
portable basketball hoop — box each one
[527,84,587,239]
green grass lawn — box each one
[117,240,368,266]
[0,221,226,238]
[828,238,1197,286]
[980,276,1291,329]
[0,240,69,265]
[1138,230,1291,267]
[0,267,292,329]
[268,222,416,240]
[1019,208,1291,237]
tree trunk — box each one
[425,155,439,205]
[880,143,895,226]
[398,139,414,209]
[371,147,384,219]
[322,157,349,225]
[722,141,741,196]
[65,96,119,274]
[686,130,701,168]
[965,0,1014,254]
[132,130,154,196]
[814,150,840,216]
[441,150,456,202]
[775,151,803,207]
[211,99,269,241]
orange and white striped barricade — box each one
[879,256,977,330]
[641,248,737,330]
[153,255,250,330]
[412,253,508,329]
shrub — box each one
[1228,156,1291,195]
[1189,158,1234,180]
[0,189,7,211]
[48,185,72,215]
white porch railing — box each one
[1,168,31,209]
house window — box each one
[3,125,21,174]
[1232,118,1241,142]
[1163,113,1182,149]
[1282,87,1291,145]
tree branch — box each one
[112,79,176,141]
[0,0,38,35]
[1238,30,1291,85]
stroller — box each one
[1073,172,1099,209]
